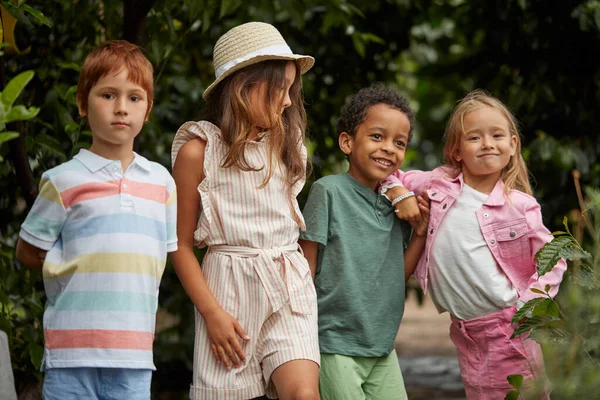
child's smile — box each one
[340,103,411,190]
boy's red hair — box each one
[76,40,154,116]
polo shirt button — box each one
[491,239,496,245]
[483,213,489,218]
[377,211,382,216]
[123,184,128,189]
[378,199,382,205]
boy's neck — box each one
[89,141,135,171]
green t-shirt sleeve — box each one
[299,180,330,246]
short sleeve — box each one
[19,174,67,250]
[299,180,330,246]
[401,220,412,249]
[165,175,178,252]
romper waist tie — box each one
[208,243,312,315]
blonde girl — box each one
[384,90,567,399]
[171,22,319,400]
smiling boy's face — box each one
[339,103,411,191]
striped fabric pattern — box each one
[19,149,177,370]
[172,121,319,400]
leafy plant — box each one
[0,70,39,160]
[508,184,600,399]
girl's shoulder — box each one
[506,188,541,208]
[171,121,221,168]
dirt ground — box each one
[395,291,456,357]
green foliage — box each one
[0,71,39,151]
[511,189,600,398]
[504,374,523,400]
[1,0,599,397]
[0,244,45,386]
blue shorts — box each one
[42,367,152,400]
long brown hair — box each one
[443,90,532,195]
[204,59,307,189]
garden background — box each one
[1,0,600,399]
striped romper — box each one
[172,121,320,400]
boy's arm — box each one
[299,239,318,279]
[403,191,430,281]
[298,180,330,279]
[15,238,46,270]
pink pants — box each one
[449,307,550,400]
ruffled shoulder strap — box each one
[171,120,221,168]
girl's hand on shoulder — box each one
[203,307,250,370]
[410,190,430,237]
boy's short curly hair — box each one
[336,82,414,141]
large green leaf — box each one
[535,235,574,277]
[511,316,560,339]
[0,131,20,145]
[507,374,523,390]
[531,298,560,318]
[512,297,545,323]
[4,105,40,123]
[0,70,35,111]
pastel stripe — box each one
[43,161,87,179]
[45,348,155,369]
[45,329,154,350]
[38,179,64,205]
[61,214,166,243]
[127,180,170,203]
[44,272,159,297]
[61,180,121,208]
[166,190,177,206]
[21,213,64,240]
[43,310,155,332]
[44,233,167,263]
[47,291,157,313]
[43,252,164,279]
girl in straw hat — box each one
[171,22,320,400]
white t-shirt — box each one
[429,184,518,320]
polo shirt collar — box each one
[74,149,152,173]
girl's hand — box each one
[410,191,431,237]
[203,307,250,370]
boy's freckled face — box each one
[340,104,411,190]
[82,68,149,151]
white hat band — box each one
[215,44,293,79]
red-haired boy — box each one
[16,40,177,399]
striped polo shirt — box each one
[19,149,177,370]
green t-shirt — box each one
[300,173,411,357]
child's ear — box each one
[77,101,87,117]
[338,132,353,155]
[145,100,154,122]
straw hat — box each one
[203,22,315,100]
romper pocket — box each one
[494,220,528,265]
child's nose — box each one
[282,92,292,110]
[115,98,128,115]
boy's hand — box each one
[387,186,420,222]
[203,307,250,370]
[410,191,431,237]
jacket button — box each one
[491,239,496,245]
[430,228,434,234]
[483,213,489,218]
[510,231,516,237]
[443,204,447,209]
[431,193,437,197]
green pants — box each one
[319,349,408,400]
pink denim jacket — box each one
[383,167,567,304]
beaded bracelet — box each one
[391,191,415,207]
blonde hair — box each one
[204,59,307,190]
[442,90,532,195]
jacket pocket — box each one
[494,219,528,265]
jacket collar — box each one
[449,172,506,206]
[74,149,152,173]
